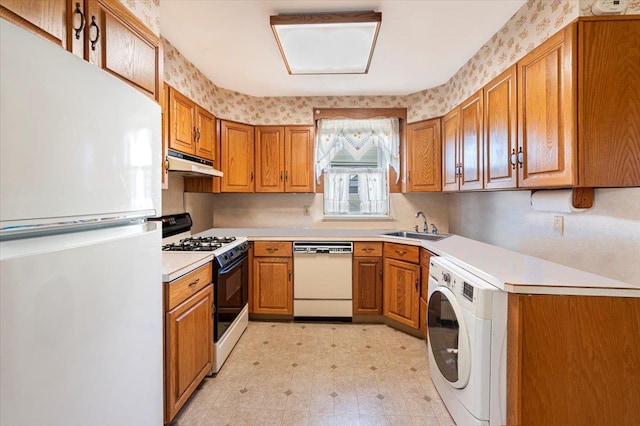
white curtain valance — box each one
[315,118,400,183]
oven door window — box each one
[215,255,248,341]
[427,286,471,389]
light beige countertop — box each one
[162,252,213,282]
[195,227,639,297]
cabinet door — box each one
[166,285,213,422]
[578,17,640,187]
[383,258,420,328]
[459,89,484,191]
[285,126,315,193]
[518,25,576,188]
[353,257,383,315]
[255,126,285,192]
[221,120,255,192]
[85,0,161,101]
[252,257,293,314]
[442,107,460,191]
[168,88,196,155]
[484,65,517,189]
[405,118,442,192]
[0,0,77,53]
[161,83,169,189]
[195,106,215,161]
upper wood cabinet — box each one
[443,90,484,192]
[254,125,314,193]
[518,25,576,188]
[285,126,315,193]
[484,65,518,189]
[442,107,461,191]
[0,0,79,53]
[404,118,442,192]
[220,120,255,192]
[460,90,484,190]
[255,126,285,192]
[161,83,169,189]
[577,16,640,187]
[167,86,215,161]
[1,0,162,102]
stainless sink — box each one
[383,230,450,242]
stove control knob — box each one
[442,272,451,283]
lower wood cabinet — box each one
[353,242,383,315]
[419,248,433,337]
[383,243,421,329]
[251,241,293,315]
[165,272,213,422]
[507,293,640,425]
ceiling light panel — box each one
[271,12,381,75]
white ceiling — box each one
[160,1,527,97]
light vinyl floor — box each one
[173,321,455,426]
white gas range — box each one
[153,213,249,374]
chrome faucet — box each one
[415,211,428,233]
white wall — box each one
[212,192,449,232]
[448,188,640,284]
[162,174,214,234]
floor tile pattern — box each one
[173,322,455,426]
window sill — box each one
[322,215,395,221]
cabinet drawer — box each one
[354,242,383,257]
[167,263,212,310]
[254,241,292,257]
[384,242,420,263]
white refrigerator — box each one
[0,19,163,425]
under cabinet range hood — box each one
[167,149,223,177]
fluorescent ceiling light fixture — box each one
[270,11,381,75]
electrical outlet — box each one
[553,215,564,236]
[303,205,310,216]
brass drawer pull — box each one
[188,278,200,287]
[395,250,407,256]
[363,247,374,253]
[266,247,278,253]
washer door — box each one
[427,285,471,389]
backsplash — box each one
[448,189,640,285]
[212,193,450,233]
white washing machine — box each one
[427,257,508,426]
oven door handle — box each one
[217,253,248,275]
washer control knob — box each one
[442,272,451,283]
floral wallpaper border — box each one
[125,0,638,125]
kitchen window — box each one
[315,118,400,217]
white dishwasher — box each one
[293,241,353,319]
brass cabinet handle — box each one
[510,148,517,170]
[266,247,278,253]
[288,270,292,281]
[280,171,283,182]
[164,156,170,173]
[73,2,85,40]
[250,171,254,182]
[363,247,374,253]
[89,16,100,51]
[285,171,288,182]
[407,170,411,182]
[395,250,407,256]
[379,270,383,281]
[415,278,419,291]
[188,278,200,287]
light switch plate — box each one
[553,215,564,236]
